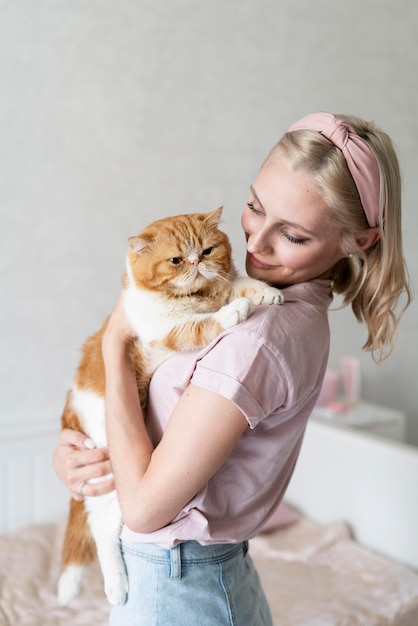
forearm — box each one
[103,334,156,527]
[102,299,248,534]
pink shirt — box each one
[121,279,332,547]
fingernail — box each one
[84,438,96,449]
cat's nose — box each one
[188,253,199,266]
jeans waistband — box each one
[121,540,248,580]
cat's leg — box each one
[161,296,253,351]
[57,498,96,605]
[232,276,284,305]
[214,296,254,327]
[66,387,127,604]
[85,491,128,605]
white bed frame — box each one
[1,415,417,571]
[0,418,68,535]
[286,418,418,571]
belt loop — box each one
[170,544,181,579]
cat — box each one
[57,206,283,606]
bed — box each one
[1,418,418,625]
[1,506,418,626]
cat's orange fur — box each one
[58,207,283,606]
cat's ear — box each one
[128,236,149,254]
[205,206,224,228]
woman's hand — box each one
[53,428,115,500]
[102,295,135,364]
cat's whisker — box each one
[212,271,235,289]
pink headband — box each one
[288,112,380,228]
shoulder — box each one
[190,281,332,422]
[226,279,332,347]
[279,279,333,311]
[194,280,332,376]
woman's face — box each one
[241,155,346,287]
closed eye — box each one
[281,230,308,245]
[247,202,263,215]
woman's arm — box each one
[53,429,114,500]
[102,299,248,533]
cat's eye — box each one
[169,257,183,264]
[202,247,214,256]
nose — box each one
[188,252,199,266]
[247,226,274,255]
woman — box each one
[54,112,411,625]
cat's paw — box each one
[215,297,253,329]
[105,570,129,605]
[248,285,284,305]
[233,277,284,305]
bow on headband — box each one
[288,112,380,228]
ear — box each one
[128,236,149,254]
[355,227,380,251]
[204,205,224,228]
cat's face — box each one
[127,207,233,295]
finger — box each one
[68,458,113,490]
[71,490,85,502]
[60,428,96,450]
[65,447,110,472]
[75,477,115,499]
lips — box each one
[247,252,277,270]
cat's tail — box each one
[57,564,87,606]
[57,498,97,606]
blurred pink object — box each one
[316,368,340,407]
[340,356,361,407]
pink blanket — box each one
[1,513,417,625]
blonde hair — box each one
[270,114,412,362]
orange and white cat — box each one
[57,207,283,606]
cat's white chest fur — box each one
[123,285,179,341]
[123,264,202,345]
[122,275,197,373]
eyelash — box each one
[247,202,262,215]
[247,202,307,245]
[281,231,307,246]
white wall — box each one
[1,0,417,442]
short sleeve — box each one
[190,330,288,428]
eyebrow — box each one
[249,185,319,237]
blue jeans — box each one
[109,540,273,626]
